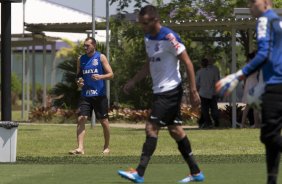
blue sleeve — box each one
[242,16,271,76]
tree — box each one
[109,18,153,108]
[110,0,149,12]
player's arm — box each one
[242,16,271,76]
[76,56,84,88]
[216,16,271,96]
[131,61,150,83]
[216,17,272,96]
[92,54,114,80]
[123,60,150,94]
[178,50,200,108]
[76,56,82,77]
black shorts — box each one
[261,84,282,144]
[78,96,108,119]
[149,85,183,127]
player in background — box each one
[117,5,204,183]
[69,37,113,155]
[216,0,282,183]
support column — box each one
[91,0,96,128]
[43,38,47,108]
[231,28,237,128]
[26,46,30,117]
[31,37,36,105]
[50,43,56,87]
[106,0,110,106]
[1,2,12,121]
[21,47,26,119]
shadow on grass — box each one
[16,154,265,165]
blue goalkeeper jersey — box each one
[80,52,106,97]
[242,9,282,85]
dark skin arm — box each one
[178,50,201,108]
[123,61,150,95]
[76,56,84,88]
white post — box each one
[21,47,25,120]
[26,46,30,116]
[231,28,237,128]
[21,0,26,120]
[43,38,47,108]
[92,0,95,38]
[50,43,56,87]
[31,37,36,106]
[91,0,96,128]
[106,0,110,106]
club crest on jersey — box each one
[154,43,160,51]
[92,59,98,66]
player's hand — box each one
[215,70,244,97]
[92,74,102,80]
[189,89,201,109]
[76,77,84,88]
[123,80,135,95]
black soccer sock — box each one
[136,136,158,177]
[273,135,282,152]
[177,136,201,175]
[266,144,280,184]
[267,175,278,184]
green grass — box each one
[16,124,265,158]
[0,124,275,184]
[0,163,280,184]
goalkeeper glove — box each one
[216,70,244,97]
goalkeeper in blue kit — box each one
[216,0,282,183]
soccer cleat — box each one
[117,168,144,183]
[178,172,205,183]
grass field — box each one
[0,163,279,184]
[0,124,280,184]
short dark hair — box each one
[85,37,96,45]
[139,5,160,19]
[201,58,209,68]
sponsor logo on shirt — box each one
[257,17,268,39]
[86,89,98,95]
[149,57,161,62]
[165,33,180,50]
[83,69,98,74]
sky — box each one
[46,0,171,17]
